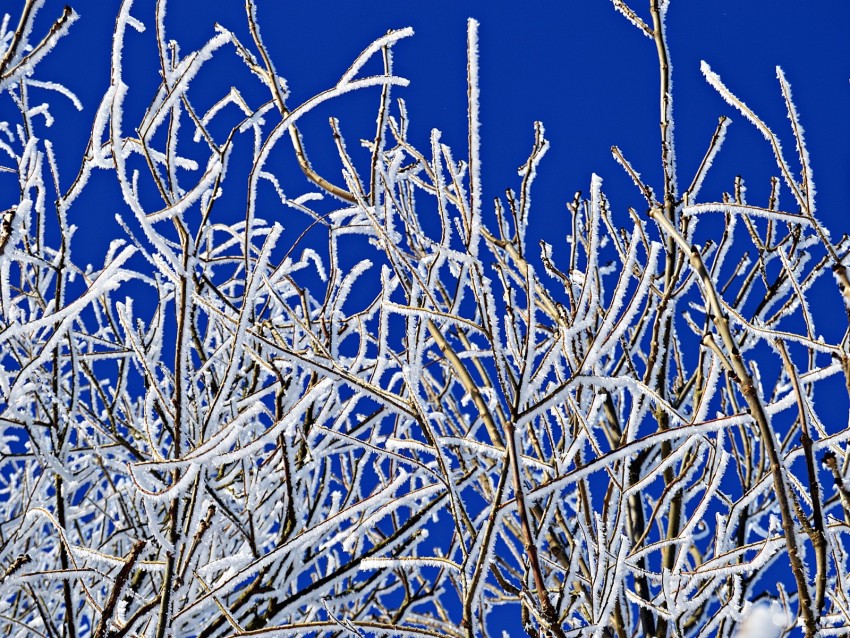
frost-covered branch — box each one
[0,1,849,637]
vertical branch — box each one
[92,540,147,638]
[369,42,392,207]
[245,0,355,204]
[462,461,510,637]
[650,0,676,214]
[466,18,482,256]
[776,340,827,616]
[51,181,76,638]
[504,419,567,638]
[612,5,683,636]
[649,207,819,638]
[156,183,191,638]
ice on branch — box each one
[0,3,847,638]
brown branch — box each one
[244,0,356,204]
[504,418,567,638]
[93,540,146,638]
[0,4,75,83]
[0,553,31,583]
[176,505,216,588]
[649,206,819,638]
[776,340,827,616]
